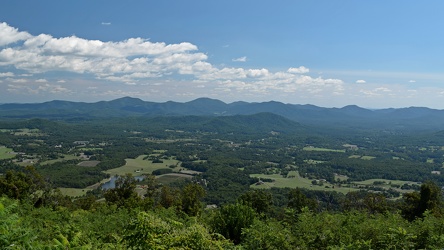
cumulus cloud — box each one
[0,22,32,46]
[232,56,247,62]
[360,87,392,97]
[356,80,366,84]
[287,66,309,74]
[0,72,14,77]
[7,82,71,95]
[0,22,346,100]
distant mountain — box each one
[1,97,444,131]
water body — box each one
[101,175,145,190]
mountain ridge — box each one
[1,97,444,131]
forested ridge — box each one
[1,114,444,249]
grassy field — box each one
[40,154,80,165]
[352,179,416,186]
[156,173,193,185]
[251,171,357,194]
[14,128,43,136]
[105,155,181,176]
[349,155,376,160]
[0,146,15,160]
[59,187,94,197]
[77,161,101,167]
[303,147,345,153]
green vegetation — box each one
[303,146,345,153]
[251,172,358,194]
[105,155,181,176]
[59,187,94,196]
[0,146,15,160]
[1,114,444,248]
[39,154,80,165]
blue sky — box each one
[1,1,444,108]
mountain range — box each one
[1,97,444,131]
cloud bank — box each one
[2,22,440,109]
[0,22,343,97]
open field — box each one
[105,155,181,176]
[0,146,15,160]
[349,155,376,160]
[251,171,358,194]
[303,147,345,153]
[352,179,417,186]
[40,154,80,165]
[156,173,193,185]
[59,187,94,197]
[77,161,101,167]
[0,128,45,136]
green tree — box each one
[181,183,205,216]
[104,174,141,208]
[238,189,273,217]
[210,203,256,244]
[287,188,317,213]
[402,180,443,221]
[0,166,46,201]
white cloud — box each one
[374,87,391,92]
[287,66,309,74]
[101,22,111,25]
[0,72,14,77]
[8,78,28,83]
[7,83,70,95]
[38,83,71,94]
[356,80,366,84]
[232,56,247,62]
[0,22,347,103]
[0,22,32,46]
[409,80,416,83]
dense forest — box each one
[1,113,444,249]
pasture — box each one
[105,154,181,176]
[349,155,376,160]
[156,173,193,185]
[59,187,94,197]
[40,154,80,165]
[251,171,357,194]
[77,161,101,167]
[303,147,345,153]
[0,146,15,160]
[352,178,415,186]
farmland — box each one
[0,146,15,160]
[104,155,181,176]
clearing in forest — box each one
[105,154,181,176]
[303,146,345,153]
[250,171,357,194]
[0,146,15,160]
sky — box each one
[1,1,444,109]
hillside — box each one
[1,97,444,131]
